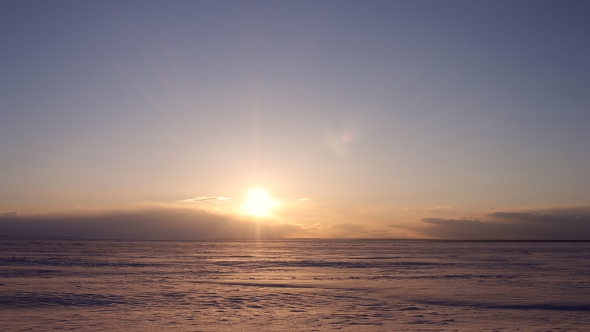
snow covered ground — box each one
[1,239,589,331]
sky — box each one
[1,0,589,239]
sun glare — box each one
[242,188,276,217]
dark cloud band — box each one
[0,208,300,240]
[418,207,590,240]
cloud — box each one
[326,222,366,236]
[176,196,231,203]
[401,206,451,212]
[5,205,587,240]
[416,206,590,240]
[296,198,311,201]
[322,223,401,238]
[0,209,389,240]
[0,208,303,240]
[426,206,451,212]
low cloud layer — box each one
[3,205,590,240]
[417,206,590,240]
[0,208,302,240]
[0,208,399,240]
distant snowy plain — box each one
[1,239,589,331]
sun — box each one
[242,188,277,217]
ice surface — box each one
[1,239,589,331]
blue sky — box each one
[1,1,589,239]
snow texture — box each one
[1,239,589,331]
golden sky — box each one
[1,2,589,239]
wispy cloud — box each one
[426,206,451,212]
[176,196,231,203]
[296,198,312,201]
[402,206,451,212]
